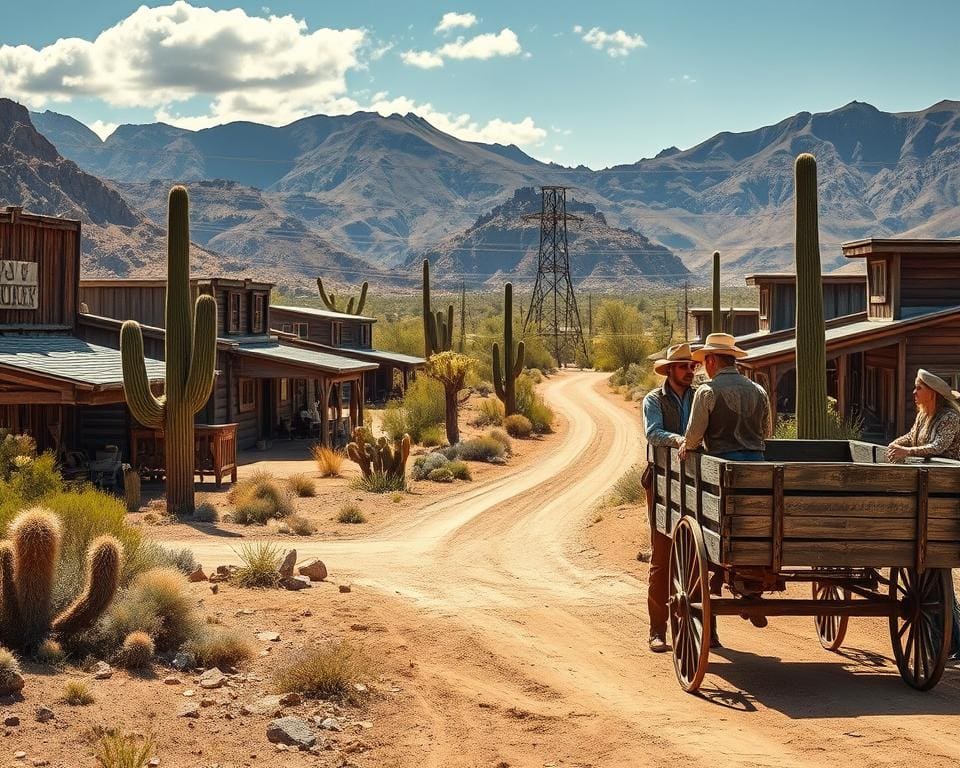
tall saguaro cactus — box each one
[317,278,368,315]
[422,259,453,358]
[711,251,722,335]
[794,153,830,439]
[493,282,525,416]
[121,186,217,516]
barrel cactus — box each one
[493,282,525,416]
[317,278,368,315]
[794,153,830,439]
[422,260,453,358]
[121,186,217,516]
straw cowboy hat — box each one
[916,369,960,413]
[653,342,697,376]
[691,332,747,362]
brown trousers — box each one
[645,483,671,636]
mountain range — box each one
[12,98,960,287]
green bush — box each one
[503,414,533,438]
[3,452,63,502]
[401,377,446,443]
[419,424,445,447]
[515,374,554,433]
[446,460,471,481]
[61,679,95,705]
[151,545,197,576]
[337,505,366,524]
[591,300,652,371]
[92,729,156,768]
[774,400,862,440]
[611,465,646,505]
[451,436,505,462]
[473,397,504,427]
[106,567,200,652]
[411,452,449,481]
[381,401,408,441]
[231,542,282,588]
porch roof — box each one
[272,304,376,322]
[234,341,377,375]
[337,347,425,367]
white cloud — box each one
[669,74,697,84]
[435,12,477,33]
[438,29,520,60]
[370,42,394,61]
[88,119,117,140]
[400,49,445,69]
[577,26,646,57]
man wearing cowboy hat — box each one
[678,332,771,462]
[642,342,699,653]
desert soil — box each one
[6,370,960,767]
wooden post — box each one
[916,467,929,573]
[320,379,332,447]
[771,464,784,572]
[769,364,779,421]
[836,353,847,417]
[897,340,907,437]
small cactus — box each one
[119,630,155,670]
[492,282,525,416]
[0,544,18,648]
[422,260,453,357]
[9,509,61,649]
[51,535,123,636]
[317,278,368,315]
[346,428,410,480]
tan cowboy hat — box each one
[654,342,696,376]
[691,332,747,362]
[916,369,960,413]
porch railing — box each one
[130,423,238,488]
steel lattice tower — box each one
[522,186,588,366]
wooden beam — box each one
[897,339,907,436]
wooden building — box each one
[688,307,761,342]
[738,239,960,442]
[745,272,866,333]
[80,279,377,449]
[270,304,425,402]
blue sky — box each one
[3,0,959,168]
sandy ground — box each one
[7,371,960,767]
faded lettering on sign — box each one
[0,260,39,310]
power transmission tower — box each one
[522,186,588,366]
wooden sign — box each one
[0,260,38,310]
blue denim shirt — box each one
[643,384,694,448]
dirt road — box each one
[168,371,960,767]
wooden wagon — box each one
[649,440,960,692]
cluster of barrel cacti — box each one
[794,153,830,439]
[422,260,454,357]
[493,282,525,416]
[121,186,217,516]
[317,278,368,315]
[0,509,123,651]
[346,427,411,481]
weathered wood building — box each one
[688,307,761,341]
[270,304,425,402]
[745,272,866,333]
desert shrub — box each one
[118,631,154,670]
[451,436,505,463]
[611,465,646,505]
[473,397,504,427]
[311,445,344,477]
[515,374,554,433]
[151,545,197,576]
[337,505,366,524]
[273,640,370,699]
[427,467,454,483]
[107,567,199,653]
[0,431,37,477]
[525,368,544,384]
[36,639,66,666]
[61,679,94,705]
[184,627,254,669]
[230,471,293,525]
[474,380,494,397]
[419,424,445,447]
[592,300,652,371]
[446,460,471,481]
[192,503,218,523]
[401,376,446,443]
[485,428,513,455]
[774,399,862,440]
[519,333,557,373]
[381,401,408,441]
[3,452,63,502]
[0,648,22,692]
[92,729,156,768]
[287,472,316,498]
[391,492,404,503]
[351,473,406,494]
[503,414,533,438]
[411,452,449,481]
[278,514,316,536]
[231,542,282,589]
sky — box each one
[2,0,959,168]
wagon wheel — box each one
[812,572,851,652]
[668,516,712,693]
[889,567,953,691]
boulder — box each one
[188,565,207,582]
[91,661,113,680]
[266,716,316,750]
[198,668,227,689]
[297,559,327,582]
[281,576,311,591]
[278,549,297,579]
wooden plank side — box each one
[783,516,915,540]
[782,464,918,493]
[728,540,917,567]
[702,527,721,563]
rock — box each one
[0,670,24,696]
[182,689,195,697]
[489,456,507,465]
[353,683,368,694]
[355,720,373,729]
[278,692,301,706]
[163,676,181,685]
[172,652,196,671]
[31,759,48,766]
[278,549,297,579]
[198,669,227,689]
[241,696,282,717]
[91,661,113,680]
[208,573,227,584]
[339,584,352,594]
[235,609,255,616]
[297,558,327,582]
[216,565,230,576]
[316,717,342,732]
[343,740,369,754]
[177,703,200,718]
[281,575,311,591]
[349,623,369,631]
[35,706,54,723]
[636,550,651,563]
[200,698,216,708]
[256,631,281,643]
[14,751,26,759]
[210,583,219,594]
[188,565,207,582]
[148,759,160,767]
[4,715,20,726]
[266,716,316,750]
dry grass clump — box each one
[107,567,199,653]
[185,627,254,669]
[473,397,504,427]
[611,465,645,505]
[229,471,293,525]
[446,460,471,481]
[231,541,282,588]
[273,640,370,699]
[278,514,316,536]
[61,679,95,705]
[337,505,366,524]
[286,473,316,497]
[118,631,154,670]
[311,445,344,477]
[36,638,66,666]
[503,414,533,438]
[191,503,218,523]
[452,435,505,462]
[419,424,446,447]
[485,428,513,455]
[91,729,156,768]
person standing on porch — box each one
[642,343,697,653]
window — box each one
[280,378,289,402]
[865,366,877,411]
[228,292,241,333]
[281,323,292,334]
[360,323,371,347]
[869,261,887,304]
[251,293,265,334]
[293,322,309,339]
[759,287,770,321]
[331,321,342,347]
[239,378,256,413]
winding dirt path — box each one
[167,371,960,767]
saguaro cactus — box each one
[711,251,722,335]
[51,535,123,636]
[346,428,410,481]
[9,509,61,648]
[422,260,453,358]
[493,282,525,416]
[317,278,368,315]
[121,186,217,516]
[794,153,830,439]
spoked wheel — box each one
[889,567,954,691]
[668,517,712,693]
[812,572,851,652]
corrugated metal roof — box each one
[0,335,165,388]
[236,341,377,373]
[339,347,425,366]
[272,304,376,322]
